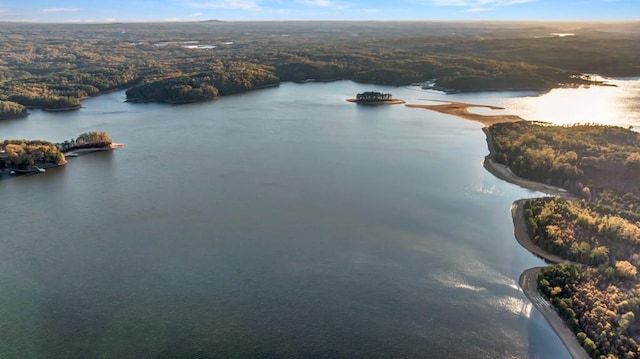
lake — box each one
[2,79,636,358]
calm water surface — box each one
[4,80,634,358]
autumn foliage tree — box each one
[0,100,28,120]
[1,139,65,169]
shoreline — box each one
[42,105,82,112]
[407,100,588,359]
[0,161,66,181]
[24,104,82,112]
[481,128,578,199]
[510,199,581,266]
[520,268,590,359]
[63,143,125,155]
[0,112,30,120]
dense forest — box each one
[489,122,640,222]
[125,64,279,104]
[525,197,640,266]
[490,122,640,357]
[538,264,640,359]
[0,21,638,107]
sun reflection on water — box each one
[502,77,640,128]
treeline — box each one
[8,94,80,110]
[1,22,639,108]
[537,264,640,358]
[0,100,28,120]
[1,139,65,169]
[0,67,137,110]
[57,132,112,152]
[355,91,393,101]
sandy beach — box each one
[408,99,588,359]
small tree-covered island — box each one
[0,131,122,177]
[347,91,406,105]
[487,121,640,358]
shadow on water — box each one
[0,165,66,182]
[508,218,571,359]
[0,115,29,126]
[354,103,396,112]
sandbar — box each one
[405,100,523,126]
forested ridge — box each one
[0,21,638,108]
[490,122,640,358]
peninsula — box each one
[408,100,640,358]
[0,131,122,180]
[347,91,406,105]
[0,100,29,120]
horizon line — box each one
[1,19,639,24]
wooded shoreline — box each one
[408,100,590,358]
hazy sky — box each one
[1,0,637,22]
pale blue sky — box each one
[0,0,637,22]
